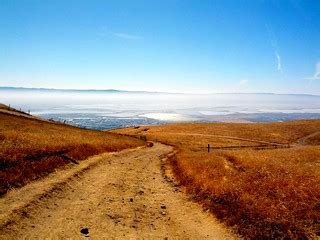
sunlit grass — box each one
[0,110,144,195]
[113,120,320,238]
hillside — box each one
[2,103,319,238]
[0,105,144,195]
[112,120,320,239]
[1,143,236,239]
[0,104,236,239]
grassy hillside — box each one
[113,120,320,239]
[0,107,144,195]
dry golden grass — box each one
[113,120,320,239]
[0,110,144,195]
[0,104,7,109]
[304,134,320,145]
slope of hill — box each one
[112,121,320,239]
[0,105,144,195]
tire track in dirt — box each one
[0,143,236,239]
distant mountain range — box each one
[0,86,156,94]
[0,86,319,97]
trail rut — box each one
[0,143,236,239]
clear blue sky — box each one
[1,0,319,94]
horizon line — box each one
[1,86,319,97]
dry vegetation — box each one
[0,108,144,195]
[113,120,320,239]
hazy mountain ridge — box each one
[1,86,319,97]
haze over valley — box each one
[1,87,319,129]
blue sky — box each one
[0,0,319,94]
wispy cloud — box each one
[266,24,283,73]
[112,32,143,40]
[238,79,248,86]
[275,51,282,72]
[305,62,320,80]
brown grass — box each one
[0,110,144,196]
[113,120,320,239]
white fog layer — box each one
[1,88,319,129]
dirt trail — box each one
[164,131,320,149]
[296,131,320,145]
[166,132,286,146]
[0,143,236,239]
